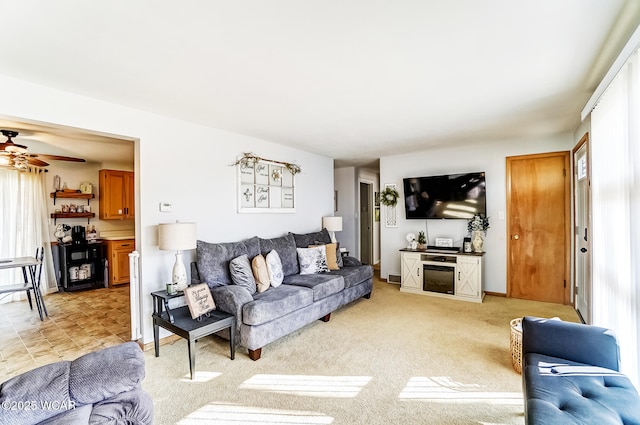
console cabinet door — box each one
[401,252,422,290]
[456,256,481,298]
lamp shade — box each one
[158,222,197,251]
[322,216,342,232]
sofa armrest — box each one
[522,316,621,371]
[342,256,362,267]
[211,285,253,319]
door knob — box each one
[513,234,520,240]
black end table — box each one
[151,290,235,380]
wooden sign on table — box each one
[183,283,216,319]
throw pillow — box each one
[251,254,270,293]
[265,250,284,287]
[314,240,343,268]
[297,246,329,275]
[229,254,256,294]
[310,242,339,270]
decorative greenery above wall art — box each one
[232,153,300,213]
[379,186,400,207]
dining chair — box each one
[0,246,47,320]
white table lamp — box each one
[158,221,197,291]
[322,216,342,243]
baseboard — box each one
[140,334,182,352]
[484,291,506,297]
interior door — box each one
[506,151,570,304]
[573,134,591,323]
[359,182,372,265]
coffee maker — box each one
[71,226,86,245]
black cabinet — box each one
[55,242,105,291]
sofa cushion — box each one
[0,360,72,425]
[327,264,373,288]
[242,285,313,326]
[258,234,299,276]
[524,353,640,425]
[197,239,251,288]
[291,229,331,248]
[297,246,329,274]
[266,250,284,287]
[283,273,345,301]
[230,254,257,294]
[69,342,146,405]
[251,254,270,293]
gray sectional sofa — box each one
[191,229,373,360]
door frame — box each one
[572,132,591,322]
[506,151,572,304]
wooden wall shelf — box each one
[50,191,95,205]
[50,212,95,224]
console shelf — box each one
[399,249,485,303]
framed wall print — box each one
[235,153,299,213]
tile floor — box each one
[0,285,131,382]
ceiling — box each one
[0,1,638,168]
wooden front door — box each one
[506,151,570,304]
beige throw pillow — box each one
[251,254,270,293]
[310,243,339,270]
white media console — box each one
[399,249,485,303]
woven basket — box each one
[510,318,523,374]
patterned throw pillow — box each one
[310,243,339,270]
[251,254,270,293]
[297,246,329,275]
[229,254,257,294]
[265,250,284,287]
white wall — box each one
[0,74,335,344]
[380,133,573,293]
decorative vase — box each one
[471,231,484,253]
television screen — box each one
[403,172,486,219]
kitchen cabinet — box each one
[99,169,134,220]
[105,239,135,286]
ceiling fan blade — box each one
[26,157,49,167]
[29,153,85,162]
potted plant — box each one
[417,231,426,250]
[379,187,400,207]
[467,214,490,253]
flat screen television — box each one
[403,172,486,219]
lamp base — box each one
[172,251,188,291]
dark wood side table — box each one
[151,290,235,380]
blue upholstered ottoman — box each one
[522,316,640,425]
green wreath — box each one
[379,187,400,207]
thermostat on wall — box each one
[159,202,172,212]
[435,238,453,247]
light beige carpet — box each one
[143,279,578,425]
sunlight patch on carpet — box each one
[399,377,522,405]
[176,402,333,424]
[180,371,222,383]
[239,374,372,397]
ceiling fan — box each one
[0,129,86,169]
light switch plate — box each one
[159,202,172,212]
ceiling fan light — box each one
[5,144,27,154]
